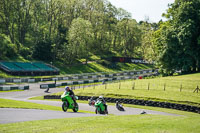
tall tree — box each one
[68,18,94,64]
[155,0,200,74]
[139,21,156,62]
[116,19,141,57]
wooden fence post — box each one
[132,82,135,90]
[180,84,182,92]
[164,83,166,91]
[119,82,121,89]
[148,83,150,90]
[193,85,199,93]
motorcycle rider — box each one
[98,95,107,111]
[65,86,77,104]
[116,101,125,111]
[88,96,95,106]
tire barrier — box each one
[0,69,158,83]
[0,85,29,91]
[44,95,200,114]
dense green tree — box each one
[0,34,18,59]
[139,22,156,62]
[32,39,53,61]
[116,19,141,57]
[0,0,144,64]
[155,0,200,74]
[68,18,94,64]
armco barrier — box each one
[0,69,158,83]
[0,85,29,91]
[44,95,200,114]
[40,72,158,89]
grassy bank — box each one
[0,62,153,78]
[56,62,153,74]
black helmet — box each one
[65,86,70,91]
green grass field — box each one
[1,72,200,133]
[1,98,200,133]
[53,73,200,107]
[1,89,200,133]
[0,109,200,133]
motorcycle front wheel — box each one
[95,108,99,114]
[62,102,68,112]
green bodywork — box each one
[61,92,78,112]
[95,100,106,113]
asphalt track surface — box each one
[0,82,180,124]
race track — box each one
[0,82,180,124]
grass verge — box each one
[2,96,200,132]
[0,98,92,113]
[0,110,199,133]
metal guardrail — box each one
[0,85,29,91]
[40,72,158,89]
[0,69,158,84]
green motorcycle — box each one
[61,92,79,112]
[94,100,108,114]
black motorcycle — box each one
[116,101,125,111]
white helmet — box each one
[99,95,103,100]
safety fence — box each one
[39,72,158,89]
[44,95,200,114]
[0,85,29,91]
[0,69,157,83]
[95,79,200,93]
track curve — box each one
[0,82,181,123]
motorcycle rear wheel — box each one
[73,103,79,112]
[105,110,108,114]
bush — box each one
[33,40,53,61]
[19,45,32,59]
[0,34,18,59]
[98,60,116,68]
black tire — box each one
[62,102,68,112]
[73,103,79,112]
[95,108,97,114]
[117,105,125,111]
[121,107,125,111]
[96,107,107,114]
[95,108,99,114]
[105,109,108,114]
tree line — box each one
[0,0,200,75]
